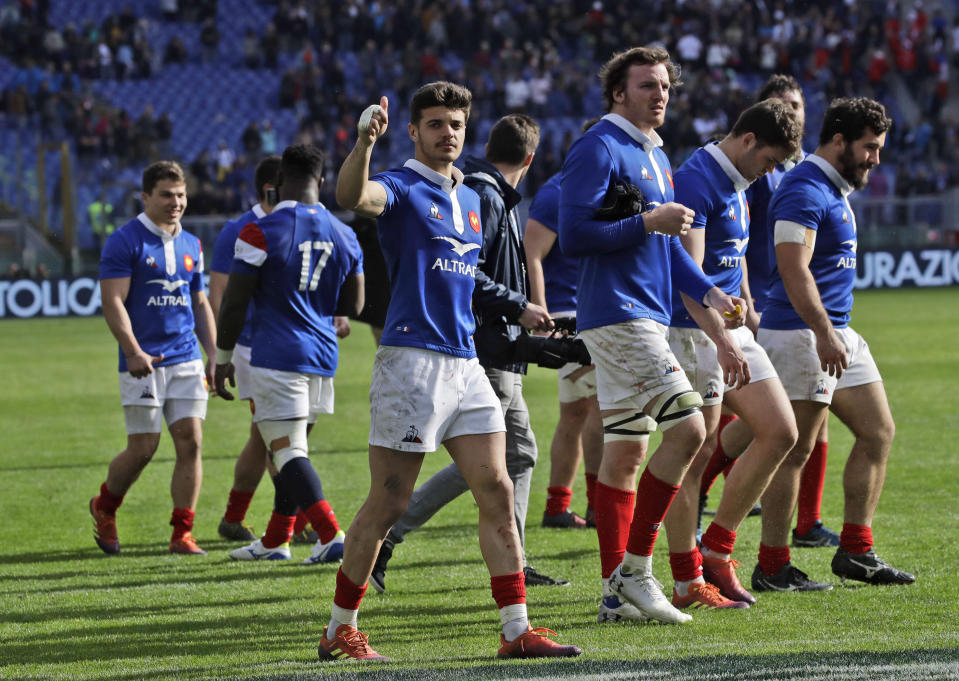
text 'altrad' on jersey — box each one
[99,213,205,373]
[372,159,484,358]
[232,200,364,376]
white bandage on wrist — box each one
[215,347,233,365]
[358,104,383,134]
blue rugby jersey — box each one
[744,151,804,312]
[372,159,483,357]
[558,114,713,330]
[670,143,750,328]
[99,214,205,372]
[760,155,858,330]
[210,203,266,347]
[232,201,363,375]
[529,173,578,314]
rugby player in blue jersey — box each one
[752,97,915,590]
[664,99,803,610]
[90,161,216,556]
[700,75,841,549]
[558,45,747,625]
[213,145,362,567]
[327,82,581,661]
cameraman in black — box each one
[370,114,575,591]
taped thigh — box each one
[256,419,309,471]
[646,384,703,431]
[603,411,657,443]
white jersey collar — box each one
[273,200,298,211]
[137,212,181,240]
[602,113,663,153]
[703,142,750,192]
[806,154,853,197]
[404,158,464,194]
[252,203,267,219]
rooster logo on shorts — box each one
[815,380,829,396]
[402,425,423,443]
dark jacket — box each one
[464,156,529,374]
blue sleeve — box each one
[210,220,239,274]
[771,179,826,232]
[191,245,204,293]
[528,178,559,233]
[336,217,365,276]
[672,170,710,232]
[558,136,647,256]
[371,171,402,215]
[99,230,134,279]
[669,237,714,303]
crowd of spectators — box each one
[3,0,959,222]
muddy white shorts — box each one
[368,346,505,453]
[580,318,693,411]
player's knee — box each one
[647,386,704,433]
[256,420,309,471]
[603,411,656,444]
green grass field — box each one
[1,288,957,680]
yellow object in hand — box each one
[723,304,742,319]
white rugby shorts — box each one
[668,326,778,406]
[233,343,253,401]
[758,326,881,403]
[368,346,505,452]
[119,359,208,433]
[558,364,598,403]
[581,318,693,411]
[248,365,334,424]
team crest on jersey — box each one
[727,205,737,221]
[468,210,481,233]
[146,255,157,268]
[307,208,318,214]
[428,202,443,220]
[402,425,423,443]
[815,380,829,395]
[664,360,680,375]
[640,167,651,181]
[183,254,194,272]
[842,211,850,223]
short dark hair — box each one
[598,45,682,112]
[253,155,281,201]
[280,144,326,182]
[410,81,472,124]
[486,114,540,165]
[756,74,805,106]
[730,99,803,159]
[142,161,185,194]
[818,97,891,146]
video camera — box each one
[513,325,591,370]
